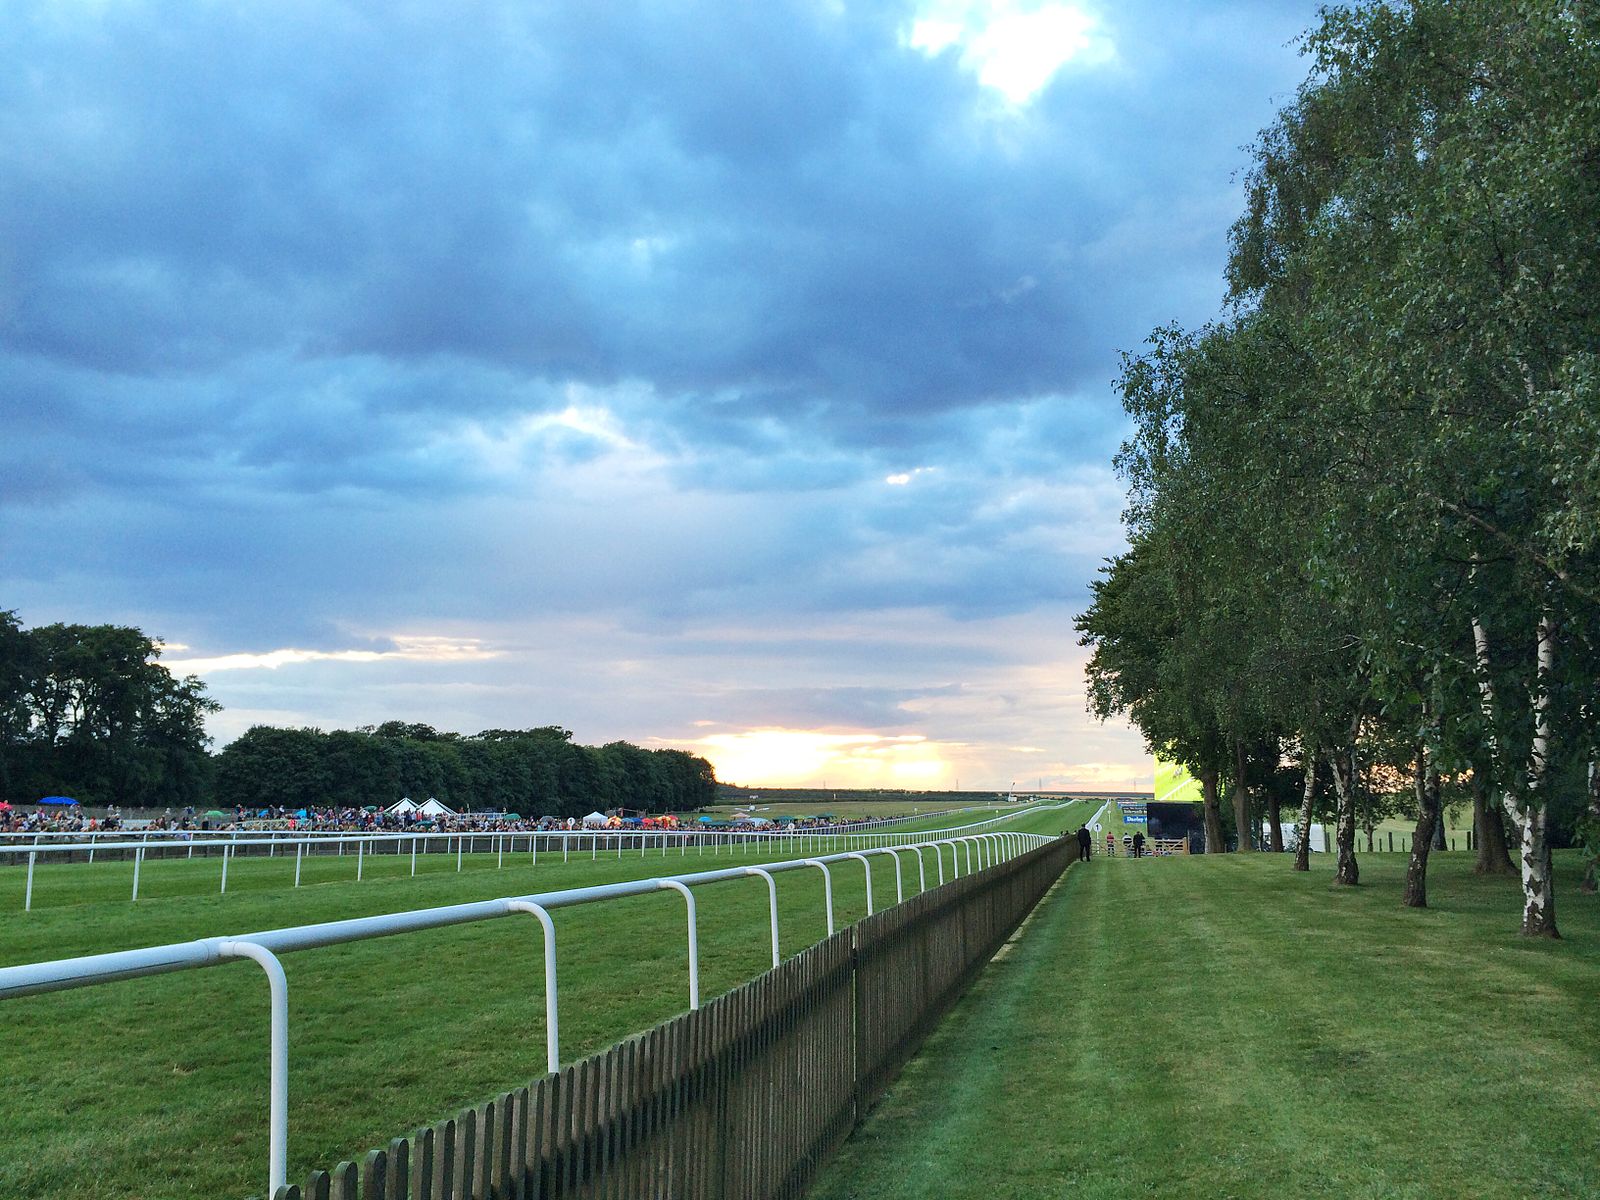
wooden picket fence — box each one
[271,836,1077,1200]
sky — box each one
[1,0,1323,792]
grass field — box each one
[698,799,1023,820]
[0,801,1087,1199]
[810,850,1600,1200]
[0,802,1068,916]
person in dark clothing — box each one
[1132,830,1146,858]
[1076,825,1092,859]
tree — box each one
[1224,0,1600,932]
[0,617,218,807]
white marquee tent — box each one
[387,797,457,818]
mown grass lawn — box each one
[0,802,1082,1199]
[698,799,1022,819]
[811,851,1600,1200]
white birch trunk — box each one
[1582,762,1599,895]
[1328,746,1358,886]
[1472,611,1560,937]
[1293,748,1316,872]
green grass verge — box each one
[0,803,1075,1198]
[810,851,1600,1200]
[0,802,1081,915]
[699,799,1018,819]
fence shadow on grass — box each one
[272,836,1077,1200]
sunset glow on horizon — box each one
[663,728,1152,793]
[676,729,955,789]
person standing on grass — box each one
[1076,825,1092,859]
[1132,830,1146,858]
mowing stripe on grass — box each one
[810,853,1600,1200]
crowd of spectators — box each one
[2,802,920,837]
[0,806,123,834]
[231,806,548,834]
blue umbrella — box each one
[38,796,80,806]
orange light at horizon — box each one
[653,728,1153,793]
[685,729,951,789]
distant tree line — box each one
[1,612,719,816]
[1077,2,1600,935]
[213,723,718,817]
[0,612,218,808]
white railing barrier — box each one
[0,803,1024,851]
[2,804,1072,912]
[0,829,1056,1197]
[0,798,1067,850]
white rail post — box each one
[221,845,230,895]
[745,867,780,967]
[218,940,289,1198]
[411,838,417,876]
[508,900,561,1074]
[935,843,947,885]
[875,848,904,903]
[498,836,504,870]
[132,847,143,900]
[457,838,463,872]
[24,851,35,912]
[294,842,303,888]
[846,851,874,915]
[910,845,929,892]
[656,879,700,1009]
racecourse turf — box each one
[809,849,1600,1200]
[0,802,1086,1199]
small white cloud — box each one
[166,635,498,673]
[885,466,937,486]
[998,274,1038,303]
[907,1,1114,105]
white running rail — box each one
[0,827,1058,1196]
[1,803,1073,912]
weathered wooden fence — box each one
[270,835,1077,1200]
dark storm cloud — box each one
[2,0,1321,669]
[4,1,1313,452]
